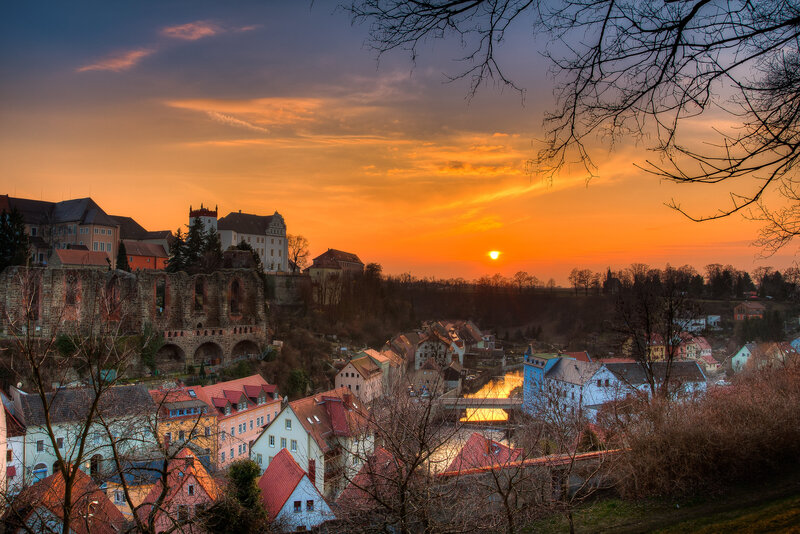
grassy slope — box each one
[527,468,800,533]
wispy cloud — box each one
[205,111,269,133]
[76,48,155,72]
[161,21,220,40]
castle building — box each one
[189,204,218,234]
[217,210,289,272]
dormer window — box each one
[258,394,265,405]
[225,405,231,416]
[238,401,247,411]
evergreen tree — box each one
[202,226,223,271]
[199,459,270,533]
[184,217,206,268]
[166,227,187,273]
[116,241,130,272]
[0,207,29,271]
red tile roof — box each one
[288,387,369,453]
[444,433,523,473]
[5,468,124,534]
[564,351,592,362]
[52,249,109,267]
[122,240,167,258]
[347,356,382,380]
[195,374,278,417]
[257,448,314,519]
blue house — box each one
[522,348,560,415]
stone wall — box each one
[0,267,269,367]
[264,272,309,306]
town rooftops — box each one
[195,374,277,417]
[288,387,368,453]
[51,249,110,267]
[15,384,156,427]
[544,358,602,385]
[605,360,706,385]
[564,351,592,362]
[51,197,118,226]
[257,448,319,519]
[217,211,283,235]
[310,249,364,270]
[149,387,211,415]
[5,468,124,534]
[444,432,523,473]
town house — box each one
[334,355,383,403]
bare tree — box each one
[348,1,800,252]
[287,234,310,274]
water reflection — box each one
[461,370,523,422]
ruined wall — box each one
[265,272,310,307]
[0,267,268,366]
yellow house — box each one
[149,387,218,463]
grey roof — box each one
[545,358,602,385]
[605,361,706,385]
[17,384,156,427]
[51,198,118,226]
[111,215,149,240]
[7,197,54,225]
[218,211,283,235]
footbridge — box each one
[437,397,523,410]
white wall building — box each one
[217,210,289,272]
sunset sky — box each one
[1,1,796,283]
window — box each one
[605,379,610,387]
[56,437,63,449]
[179,430,185,441]
[257,453,263,465]
[225,405,231,416]
[93,242,98,251]
[597,379,602,387]
[306,500,314,511]
[269,435,275,447]
[293,501,301,513]
[6,450,11,462]
[114,490,124,504]
[188,483,195,496]
[165,432,172,444]
[32,463,47,482]
[250,420,253,430]
[290,440,297,452]
[221,431,226,442]
[231,426,235,436]
[280,437,287,449]
[285,419,292,430]
[36,440,44,452]
[230,448,234,459]
[205,426,211,437]
[221,451,226,461]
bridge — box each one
[437,397,523,410]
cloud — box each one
[76,48,155,72]
[205,111,270,133]
[161,21,220,40]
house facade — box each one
[217,210,289,272]
[734,301,766,321]
[731,343,756,372]
[257,448,334,532]
[149,387,218,462]
[335,355,383,403]
[123,240,168,270]
[194,374,281,468]
[250,387,372,499]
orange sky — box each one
[1,3,796,283]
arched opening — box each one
[65,273,78,306]
[154,344,186,372]
[194,278,205,312]
[232,340,260,360]
[155,278,166,317]
[52,460,62,474]
[90,454,102,479]
[230,279,241,315]
[193,342,223,366]
[32,463,47,482]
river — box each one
[460,370,523,422]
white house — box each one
[414,330,465,370]
[731,343,756,372]
[334,355,383,403]
[257,448,334,532]
[250,387,373,499]
[217,210,289,272]
[9,385,156,487]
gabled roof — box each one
[5,468,124,534]
[564,351,592,362]
[287,387,368,453]
[258,448,320,519]
[136,448,219,524]
[605,361,706,385]
[311,249,363,268]
[52,249,109,267]
[217,211,283,235]
[545,358,602,385]
[149,387,211,415]
[16,384,156,427]
[122,240,168,258]
[444,433,523,473]
[346,356,382,380]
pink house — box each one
[136,448,219,532]
[196,374,281,468]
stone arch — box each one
[231,340,260,360]
[154,343,186,372]
[194,341,223,366]
[32,462,47,482]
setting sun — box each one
[489,250,500,260]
